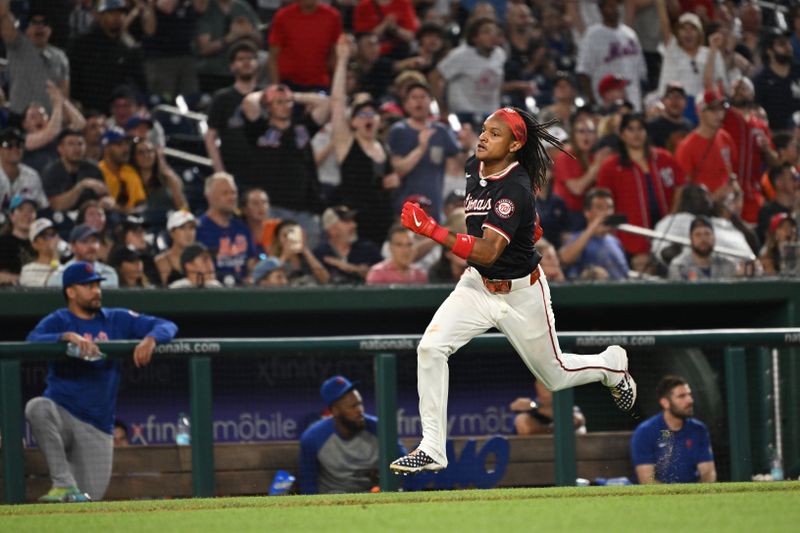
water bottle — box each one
[66,343,106,361]
[175,412,191,446]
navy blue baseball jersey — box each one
[463,157,541,279]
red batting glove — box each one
[401,202,448,244]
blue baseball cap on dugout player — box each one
[320,375,358,407]
[62,262,105,288]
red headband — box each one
[492,107,527,146]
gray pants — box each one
[25,397,113,500]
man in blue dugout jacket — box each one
[299,375,407,494]
[25,261,178,502]
[630,375,717,484]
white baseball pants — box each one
[416,267,627,467]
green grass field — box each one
[1,482,798,532]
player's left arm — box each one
[122,311,179,368]
[697,461,717,483]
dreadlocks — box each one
[508,107,570,192]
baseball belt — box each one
[481,266,541,295]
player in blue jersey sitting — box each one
[630,375,717,484]
[298,375,406,494]
[25,261,178,502]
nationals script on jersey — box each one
[463,156,541,280]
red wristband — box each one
[431,224,449,245]
[451,233,475,260]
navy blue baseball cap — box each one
[62,262,105,288]
[320,375,358,406]
[69,223,100,243]
[101,127,127,146]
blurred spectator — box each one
[655,3,726,121]
[761,132,799,202]
[98,128,147,213]
[268,0,342,91]
[42,130,108,212]
[106,86,166,149]
[596,74,630,111]
[83,111,106,163]
[112,215,159,285]
[298,375,406,494]
[76,200,113,262]
[155,210,197,285]
[540,4,576,73]
[69,1,94,40]
[196,172,256,285]
[631,375,716,484]
[129,137,187,221]
[351,32,395,103]
[625,0,662,91]
[0,6,70,114]
[113,419,130,447]
[315,205,382,284]
[538,72,579,134]
[552,114,612,229]
[168,241,223,288]
[534,239,566,283]
[413,22,448,78]
[757,163,797,243]
[713,183,761,257]
[503,3,544,109]
[19,218,60,287]
[576,0,647,111]
[754,30,800,131]
[559,188,629,281]
[20,83,86,174]
[269,220,329,285]
[597,113,684,268]
[0,128,48,209]
[760,213,799,275]
[109,247,150,288]
[47,224,119,288]
[0,195,36,285]
[720,77,775,225]
[69,0,145,112]
[509,380,586,435]
[141,0,201,102]
[241,84,330,247]
[432,17,504,123]
[651,183,754,268]
[251,255,289,287]
[675,89,738,205]
[595,98,633,152]
[366,225,426,285]
[353,0,418,58]
[195,0,261,94]
[647,82,693,153]
[387,82,460,220]
[330,38,395,246]
[668,215,739,280]
[427,245,467,284]
[204,41,259,180]
[240,188,280,254]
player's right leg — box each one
[25,397,89,502]
[391,268,494,474]
[68,412,114,501]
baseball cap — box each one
[252,256,282,284]
[180,242,210,267]
[322,205,357,231]
[553,70,577,88]
[56,129,84,145]
[598,74,628,97]
[8,195,36,212]
[769,212,797,234]
[69,223,100,243]
[663,81,687,98]
[167,210,196,231]
[689,215,714,234]
[123,116,154,131]
[696,88,728,112]
[29,218,54,242]
[320,375,358,407]
[97,0,128,13]
[121,215,144,232]
[101,127,128,146]
[62,261,105,288]
[677,12,703,33]
[0,128,24,148]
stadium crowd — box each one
[0,0,799,289]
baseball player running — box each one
[390,107,636,474]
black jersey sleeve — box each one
[481,180,531,243]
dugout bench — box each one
[0,432,632,501]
